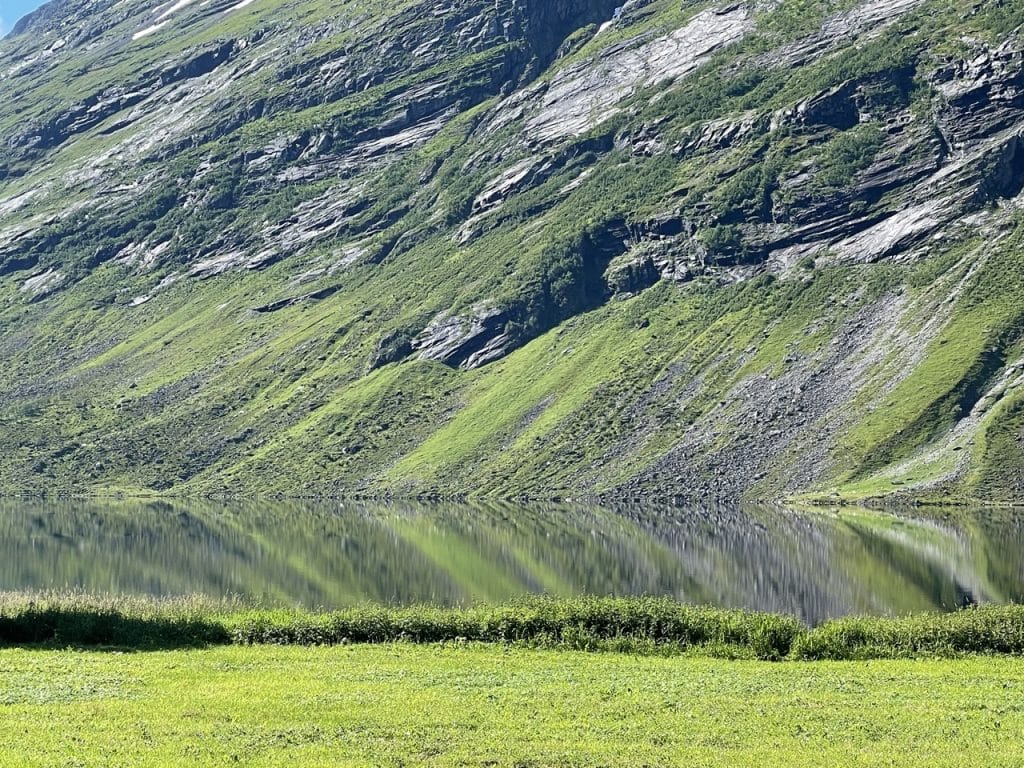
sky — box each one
[0,0,46,36]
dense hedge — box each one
[1,594,1022,661]
[792,605,1024,660]
[229,598,802,660]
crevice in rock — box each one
[982,133,1024,200]
[251,285,341,314]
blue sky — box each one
[0,0,46,35]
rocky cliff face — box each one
[0,0,1022,501]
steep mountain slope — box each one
[0,0,1022,501]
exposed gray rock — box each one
[2,0,1024,500]
[519,4,755,143]
[20,267,65,298]
[473,155,552,213]
[676,112,768,155]
[413,303,510,369]
[933,37,1024,147]
[766,0,929,69]
[251,285,340,314]
[605,249,661,294]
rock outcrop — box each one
[414,304,510,370]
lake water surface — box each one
[1,499,1021,624]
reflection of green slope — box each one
[3,499,1024,619]
[446,503,703,601]
[445,505,580,597]
[505,542,575,596]
[210,513,363,607]
[686,505,967,617]
[211,507,458,606]
[388,519,532,603]
[830,524,939,614]
[673,520,758,608]
[1,503,226,597]
[0,500,452,607]
[825,510,1002,611]
[203,519,314,606]
[852,513,1004,602]
[785,512,937,615]
[954,513,1024,603]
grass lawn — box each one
[0,645,1020,766]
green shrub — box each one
[3,594,1023,661]
[815,123,885,189]
[228,597,802,660]
[698,224,743,254]
[792,605,1024,660]
[0,594,230,649]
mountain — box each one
[0,0,1022,501]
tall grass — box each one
[227,598,802,660]
[0,592,231,648]
[1,592,1021,660]
[791,605,1024,660]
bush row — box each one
[1,594,1022,661]
[227,598,801,660]
[791,605,1024,660]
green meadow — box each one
[1,644,1022,767]
[2,593,1023,766]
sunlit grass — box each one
[0,645,1022,766]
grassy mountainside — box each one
[0,0,1022,500]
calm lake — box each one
[1,499,1021,624]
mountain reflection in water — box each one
[1,499,1021,624]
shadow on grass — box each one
[0,609,231,650]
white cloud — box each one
[0,17,8,37]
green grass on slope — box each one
[0,646,1021,767]
[833,224,1024,497]
[4,0,1024,502]
[970,392,1024,503]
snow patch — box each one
[226,0,259,12]
[133,0,201,39]
[133,20,169,39]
